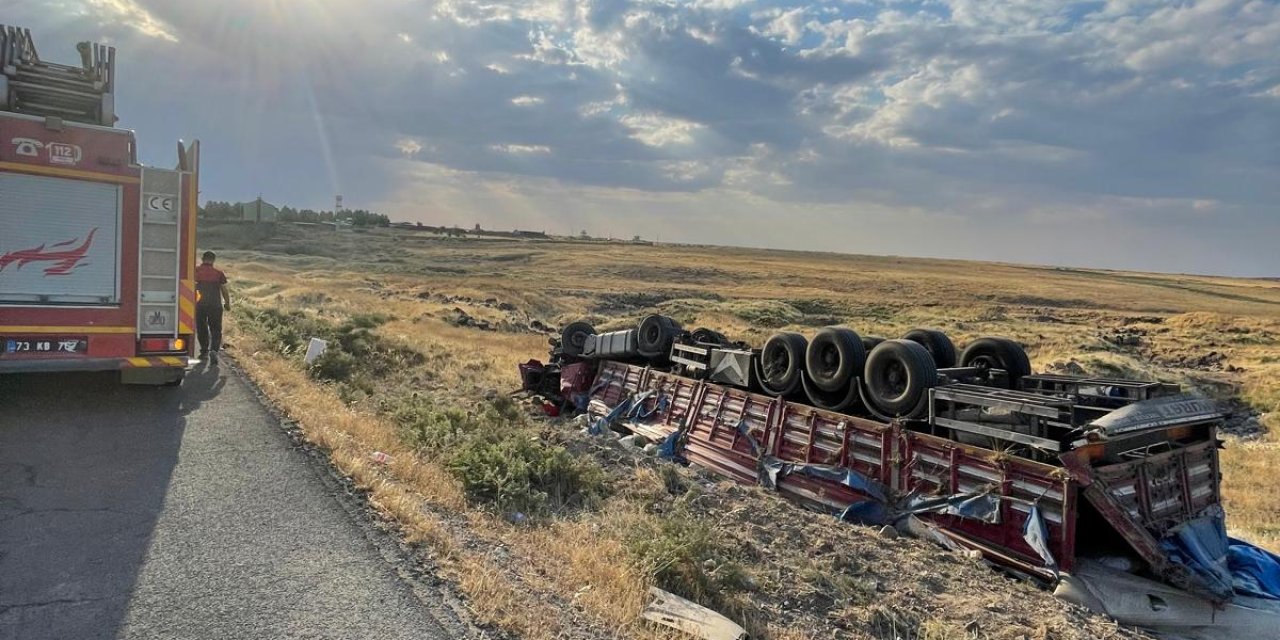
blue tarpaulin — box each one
[589,397,633,435]
[898,492,1002,524]
[627,392,669,421]
[759,456,889,503]
[656,429,685,461]
[1023,503,1058,573]
[1160,507,1237,602]
[1229,538,1280,600]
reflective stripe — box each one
[178,281,196,333]
[0,161,140,184]
[124,356,185,368]
[0,325,135,334]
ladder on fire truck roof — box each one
[0,25,116,126]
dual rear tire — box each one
[862,339,938,418]
[959,337,1031,388]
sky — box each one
[8,0,1279,276]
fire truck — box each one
[0,26,197,385]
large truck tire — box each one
[861,335,886,352]
[959,337,1031,389]
[690,327,729,346]
[863,339,938,418]
[805,326,866,393]
[760,332,807,395]
[636,314,681,358]
[902,328,958,369]
[560,321,595,357]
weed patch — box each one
[624,505,747,607]
[447,431,606,517]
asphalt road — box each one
[0,362,467,640]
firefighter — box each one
[195,251,231,363]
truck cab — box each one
[0,25,198,385]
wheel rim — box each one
[764,348,790,380]
[971,354,999,371]
[818,343,839,377]
[872,360,909,403]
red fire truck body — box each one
[0,26,197,384]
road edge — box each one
[219,356,494,640]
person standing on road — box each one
[195,251,231,363]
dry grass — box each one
[204,221,1280,639]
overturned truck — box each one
[522,317,1280,637]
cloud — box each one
[15,0,1277,275]
[86,0,178,41]
[619,113,704,147]
[491,144,552,155]
[395,138,424,156]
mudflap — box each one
[120,366,185,386]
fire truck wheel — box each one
[960,337,1031,389]
[863,339,938,417]
[760,332,807,393]
[902,328,958,369]
[805,326,866,393]
[560,321,596,357]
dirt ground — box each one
[204,221,1278,640]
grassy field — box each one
[204,221,1278,639]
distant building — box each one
[235,198,279,223]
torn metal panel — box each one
[642,587,749,640]
[1056,561,1280,640]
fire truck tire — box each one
[861,335,886,352]
[760,332,807,393]
[960,337,1031,389]
[805,326,866,393]
[902,328,958,369]
[863,339,938,417]
[560,321,596,357]
[637,314,680,357]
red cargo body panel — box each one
[768,402,894,511]
[683,382,768,485]
[588,360,1082,575]
[560,361,596,395]
[899,432,1075,572]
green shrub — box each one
[310,349,357,382]
[624,507,747,605]
[447,431,606,517]
[392,396,480,451]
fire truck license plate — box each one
[3,337,88,354]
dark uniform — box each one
[194,261,228,356]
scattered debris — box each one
[642,587,748,640]
[1100,328,1144,347]
[445,307,494,331]
[370,451,392,465]
[303,337,328,364]
[1048,360,1087,376]
[1222,401,1267,439]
